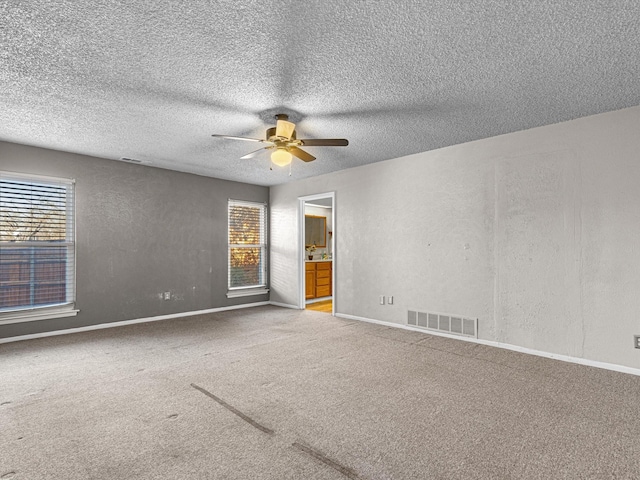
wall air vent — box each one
[407,309,477,339]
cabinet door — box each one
[305,270,316,299]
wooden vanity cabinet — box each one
[305,261,332,299]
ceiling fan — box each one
[212,114,349,167]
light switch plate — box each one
[635,335,640,349]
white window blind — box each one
[0,171,76,314]
[228,199,267,291]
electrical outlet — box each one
[388,296,394,305]
[379,295,385,305]
[163,291,171,300]
[634,335,640,349]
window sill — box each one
[0,306,79,326]
[226,287,270,299]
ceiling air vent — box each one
[120,157,143,163]
[407,309,477,339]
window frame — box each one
[227,199,269,298]
[0,171,78,325]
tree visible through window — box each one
[0,172,75,312]
[228,200,267,290]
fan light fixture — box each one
[212,113,349,170]
[271,148,292,167]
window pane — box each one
[229,205,262,245]
[229,247,263,288]
[0,245,71,309]
[0,180,68,242]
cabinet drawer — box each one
[317,269,331,279]
[317,262,332,271]
[316,285,331,297]
[305,262,316,272]
[316,276,330,287]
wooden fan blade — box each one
[275,120,296,140]
[289,146,316,162]
[299,139,349,146]
[240,146,273,159]
[212,134,264,143]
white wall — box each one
[270,105,640,370]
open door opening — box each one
[299,193,335,315]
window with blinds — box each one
[0,171,75,314]
[228,200,267,293]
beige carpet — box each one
[1,305,640,479]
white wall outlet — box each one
[163,291,171,300]
[635,335,640,349]
[380,295,385,305]
[388,296,394,305]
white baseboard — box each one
[0,301,271,345]
[269,301,301,310]
[336,313,640,378]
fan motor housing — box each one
[266,127,296,141]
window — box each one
[227,199,268,297]
[0,171,77,323]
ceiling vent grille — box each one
[120,157,143,163]
[407,309,477,338]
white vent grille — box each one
[407,309,477,338]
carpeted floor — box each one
[1,305,640,479]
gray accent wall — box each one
[270,106,640,370]
[0,142,269,338]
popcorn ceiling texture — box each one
[1,1,639,186]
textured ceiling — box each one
[1,1,639,186]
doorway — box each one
[298,193,335,315]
